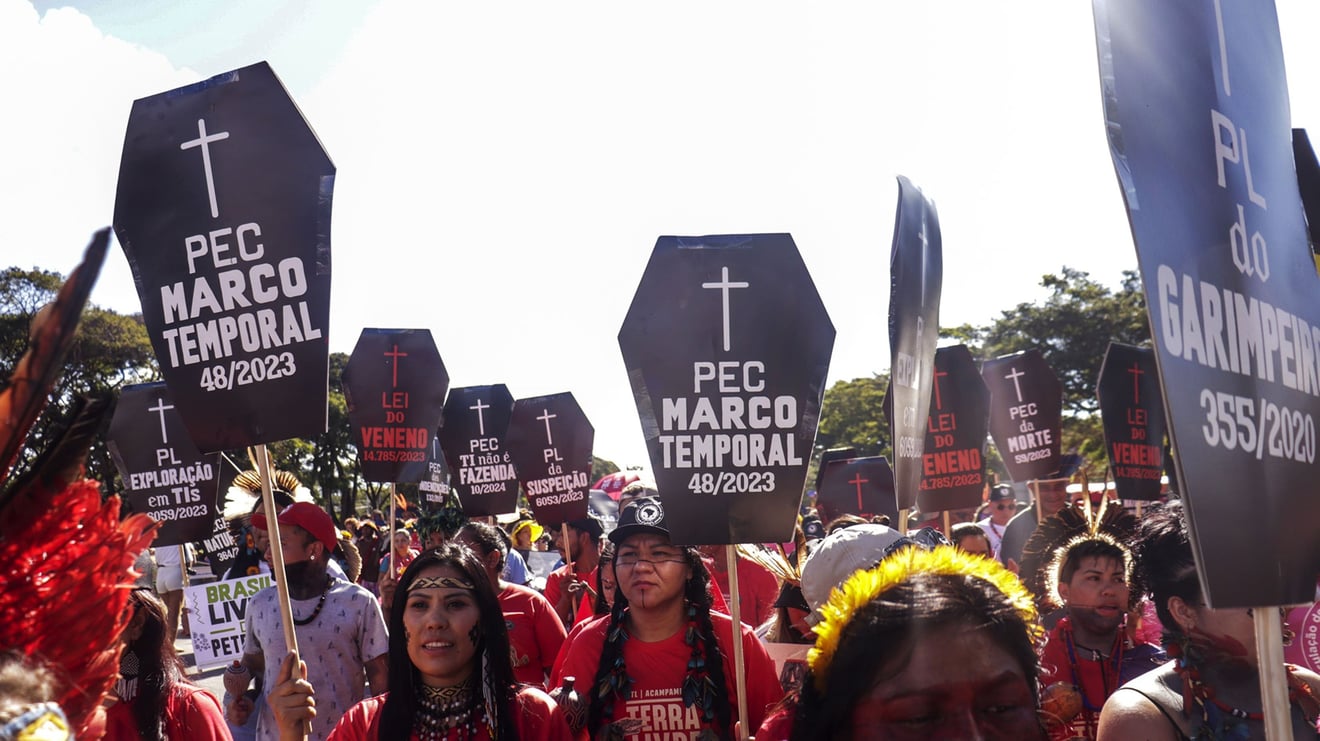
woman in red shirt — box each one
[104,588,230,740]
[552,495,783,740]
[267,544,572,740]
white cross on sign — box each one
[469,399,490,436]
[1004,366,1026,403]
[536,409,557,446]
[179,118,230,219]
[148,397,175,445]
[701,266,749,353]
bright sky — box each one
[2,0,1318,471]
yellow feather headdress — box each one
[807,545,1041,692]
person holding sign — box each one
[550,496,783,739]
[456,522,567,690]
[543,516,603,629]
[265,544,573,740]
[226,502,389,741]
[1097,501,1320,740]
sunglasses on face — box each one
[995,502,1017,510]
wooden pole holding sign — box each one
[255,444,308,738]
[1254,610,1293,738]
[562,522,576,623]
[256,445,299,655]
[725,546,750,741]
[389,482,398,579]
[897,508,909,535]
[941,511,951,538]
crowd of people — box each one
[6,467,1320,741]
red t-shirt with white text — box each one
[551,611,783,740]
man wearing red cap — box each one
[224,502,390,741]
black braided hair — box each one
[587,570,631,733]
[585,546,733,739]
[685,549,733,738]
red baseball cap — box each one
[252,502,337,551]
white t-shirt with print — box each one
[242,576,389,741]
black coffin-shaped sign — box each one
[438,385,519,516]
[106,382,223,546]
[814,447,859,495]
[199,513,240,577]
[505,392,593,527]
[918,344,990,513]
[888,176,944,510]
[1097,343,1166,501]
[815,456,898,525]
[343,329,448,484]
[982,350,1062,483]
[619,234,836,545]
[113,62,333,452]
[416,434,453,513]
[1093,1,1320,605]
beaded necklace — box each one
[1062,619,1125,712]
[413,679,491,740]
[292,575,332,626]
[1061,618,1126,738]
[1166,632,1320,739]
[681,603,719,725]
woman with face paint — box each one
[267,543,573,740]
[1097,500,1320,740]
[781,545,1049,741]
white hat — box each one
[800,524,904,625]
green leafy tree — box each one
[814,373,892,457]
[809,373,893,487]
[944,267,1151,476]
[947,267,1149,414]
